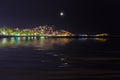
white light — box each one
[61,58,65,61]
[60,12,64,16]
[2,32,6,35]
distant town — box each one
[0,25,109,38]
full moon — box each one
[60,12,64,16]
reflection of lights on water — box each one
[22,37,26,40]
[33,48,47,51]
[10,37,15,43]
[39,37,45,47]
[94,38,108,42]
[58,63,69,68]
[53,54,58,57]
[0,37,70,68]
[78,38,108,42]
[29,51,70,68]
[1,38,7,44]
[40,36,45,39]
[34,37,37,40]
[41,60,47,63]
[78,38,88,41]
[18,37,20,40]
[11,37,14,41]
[61,58,65,61]
[0,37,73,49]
[48,52,69,68]
[28,37,30,40]
[64,63,68,65]
[15,37,20,44]
[31,37,33,39]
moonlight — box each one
[60,12,64,16]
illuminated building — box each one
[0,26,73,37]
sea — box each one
[0,37,120,80]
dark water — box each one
[0,37,120,80]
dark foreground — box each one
[0,37,120,80]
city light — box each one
[0,26,109,38]
[0,26,73,37]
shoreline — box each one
[0,35,110,38]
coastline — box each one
[0,35,110,38]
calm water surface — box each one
[0,37,120,80]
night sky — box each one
[0,0,120,35]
